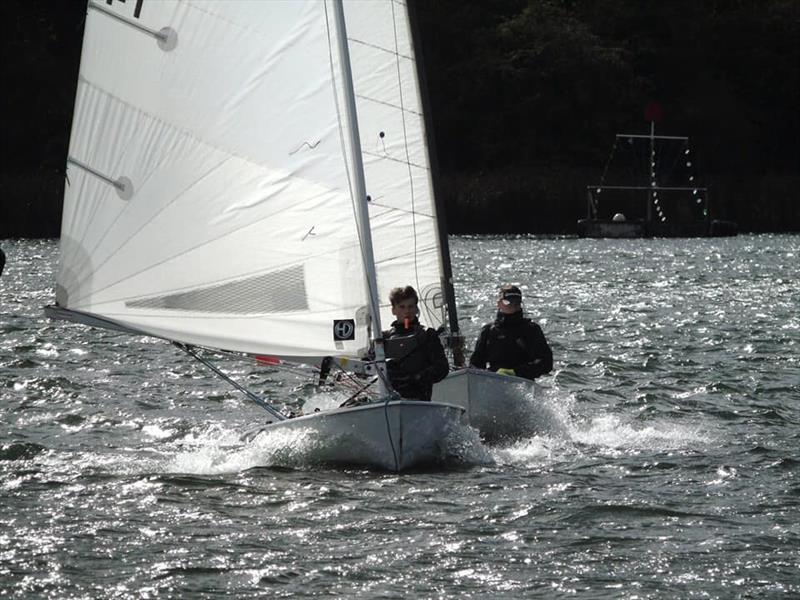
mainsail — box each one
[52,0,453,359]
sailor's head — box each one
[497,284,523,314]
[389,285,419,322]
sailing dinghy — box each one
[339,1,543,443]
[431,368,542,443]
[45,0,466,472]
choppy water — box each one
[1,236,798,598]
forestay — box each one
[56,0,445,359]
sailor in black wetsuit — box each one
[469,285,553,381]
[383,286,449,401]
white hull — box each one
[432,368,539,443]
[244,400,465,472]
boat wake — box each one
[489,387,714,466]
[158,412,491,475]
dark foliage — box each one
[0,0,84,237]
[1,0,798,236]
[415,0,799,232]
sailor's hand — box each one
[496,368,516,376]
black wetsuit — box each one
[469,311,553,380]
[383,319,449,401]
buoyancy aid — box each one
[384,320,431,376]
[477,311,553,379]
[382,319,449,401]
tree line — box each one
[1,0,797,237]
[415,0,799,232]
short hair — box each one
[389,285,419,306]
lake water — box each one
[1,235,798,598]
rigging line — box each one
[173,342,287,422]
[355,93,422,117]
[214,347,323,377]
[368,201,434,219]
[348,37,413,61]
[334,363,373,388]
[628,138,645,187]
[598,136,618,188]
[338,376,379,406]
[362,149,428,171]
[391,0,420,292]
[371,324,401,471]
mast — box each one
[406,0,464,366]
[332,0,389,395]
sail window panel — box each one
[82,197,362,314]
[66,238,369,356]
[126,265,310,314]
[121,248,363,320]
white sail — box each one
[51,0,469,471]
[56,0,383,357]
[55,0,448,358]
[343,1,449,331]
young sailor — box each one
[469,285,553,380]
[383,286,449,401]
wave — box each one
[489,386,715,466]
